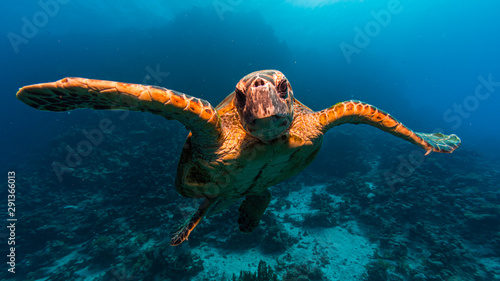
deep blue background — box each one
[2,0,500,168]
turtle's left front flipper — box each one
[16,78,222,149]
[315,100,461,154]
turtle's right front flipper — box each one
[315,100,461,154]
[16,78,222,149]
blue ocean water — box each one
[1,1,500,280]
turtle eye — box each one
[235,88,246,107]
[277,80,288,99]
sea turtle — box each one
[16,70,461,246]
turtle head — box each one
[234,70,294,141]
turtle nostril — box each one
[253,78,265,87]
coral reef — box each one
[232,260,278,281]
[325,138,500,280]
[281,262,326,281]
[260,214,299,254]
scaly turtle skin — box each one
[16,70,461,246]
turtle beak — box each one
[243,83,288,138]
[235,73,294,141]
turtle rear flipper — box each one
[238,190,271,233]
[17,78,222,149]
[315,100,461,154]
[170,198,216,246]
